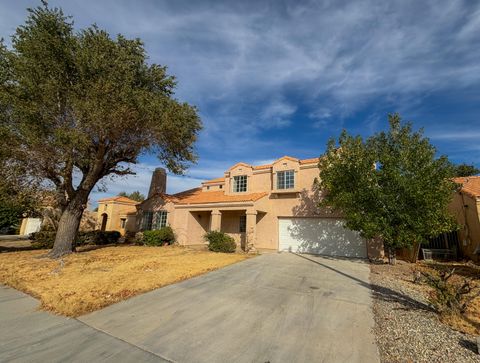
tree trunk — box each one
[48,191,88,258]
[410,241,421,263]
[388,246,396,265]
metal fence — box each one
[422,230,460,260]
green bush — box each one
[31,230,121,249]
[77,230,121,246]
[30,231,56,249]
[204,231,237,253]
[142,227,175,246]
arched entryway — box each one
[100,213,108,231]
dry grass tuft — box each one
[413,262,480,335]
[419,263,480,336]
[0,245,248,317]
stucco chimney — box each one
[148,167,167,198]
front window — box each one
[232,175,247,192]
[142,211,153,230]
[120,218,126,229]
[153,211,167,229]
[277,170,295,189]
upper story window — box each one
[232,175,247,192]
[277,170,295,189]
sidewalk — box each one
[0,285,168,362]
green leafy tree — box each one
[0,202,23,232]
[117,190,145,202]
[319,114,457,264]
[0,3,201,257]
[452,163,479,177]
[0,140,40,232]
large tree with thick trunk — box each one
[0,3,201,257]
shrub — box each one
[204,231,237,253]
[31,230,121,249]
[77,230,121,246]
[142,227,175,246]
[30,230,56,249]
[134,232,144,245]
[421,268,479,316]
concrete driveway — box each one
[80,253,379,363]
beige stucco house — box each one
[137,156,384,259]
[449,176,480,262]
[96,196,138,236]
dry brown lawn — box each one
[0,245,249,317]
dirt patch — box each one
[370,261,479,362]
[0,245,249,316]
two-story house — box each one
[136,156,384,259]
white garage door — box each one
[278,218,367,258]
[24,218,42,235]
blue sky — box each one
[1,0,479,205]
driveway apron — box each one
[80,253,379,363]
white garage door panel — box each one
[279,218,367,258]
[24,218,42,235]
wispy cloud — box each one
[90,162,206,206]
[428,131,480,141]
[1,0,479,192]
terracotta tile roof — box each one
[276,155,299,162]
[175,189,268,205]
[253,164,272,170]
[203,177,225,184]
[300,157,320,164]
[454,176,480,198]
[227,162,253,171]
[250,156,321,170]
[97,196,139,204]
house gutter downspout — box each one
[460,192,471,254]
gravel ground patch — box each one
[370,262,479,363]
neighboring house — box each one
[137,156,384,259]
[19,217,42,235]
[450,176,480,262]
[96,196,138,236]
[19,199,96,235]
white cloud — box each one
[2,0,479,180]
[89,162,205,207]
[428,131,480,141]
[259,99,296,129]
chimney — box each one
[148,167,167,198]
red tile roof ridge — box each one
[97,196,139,204]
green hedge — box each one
[204,231,237,253]
[30,230,121,249]
[77,230,121,246]
[142,227,175,246]
[30,231,56,249]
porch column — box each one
[245,209,257,253]
[210,210,222,231]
